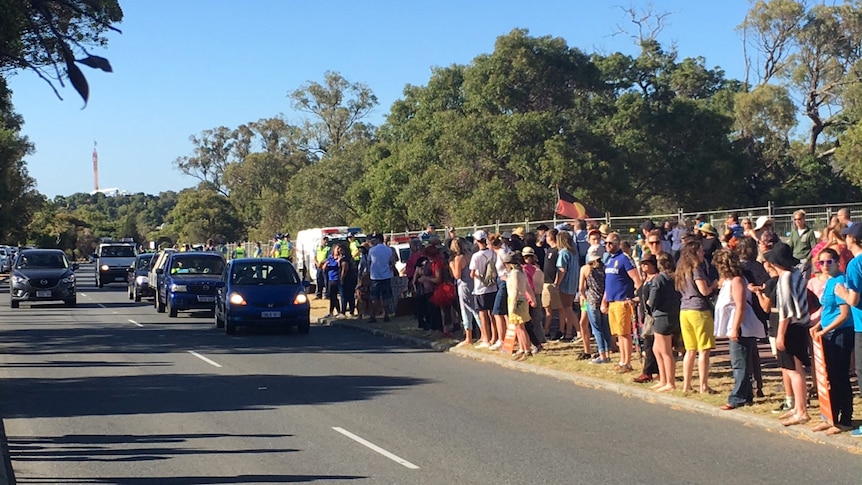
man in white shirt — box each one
[469,230,498,348]
[367,233,396,323]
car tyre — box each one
[298,320,310,334]
[10,299,18,309]
[156,295,166,313]
[167,298,177,318]
[214,307,225,328]
[134,288,142,302]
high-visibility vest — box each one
[233,246,245,259]
[350,240,361,259]
[316,245,330,264]
[278,239,293,258]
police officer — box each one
[278,233,294,261]
[270,233,283,258]
[348,232,361,260]
[232,242,246,260]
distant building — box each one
[90,187,127,197]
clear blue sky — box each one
[7,0,751,199]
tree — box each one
[0,0,123,104]
[0,78,41,244]
[289,71,378,157]
[165,187,244,244]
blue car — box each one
[214,258,311,335]
[155,252,225,317]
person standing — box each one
[601,232,642,374]
[315,236,331,300]
[833,224,862,436]
[582,244,612,365]
[555,231,585,355]
[648,253,681,392]
[713,249,766,410]
[542,229,562,339]
[675,240,718,394]
[367,233,395,323]
[788,210,817,280]
[505,251,536,361]
[469,230,498,349]
[324,245,342,317]
[764,242,811,427]
[232,242,246,260]
[837,207,853,228]
[450,237,479,348]
[253,241,262,258]
[811,248,854,434]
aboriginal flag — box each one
[555,187,602,220]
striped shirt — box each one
[777,269,810,326]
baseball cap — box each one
[473,230,488,242]
[753,215,772,231]
[841,223,862,239]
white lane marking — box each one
[128,319,144,327]
[188,351,222,368]
[332,427,419,469]
[97,304,106,309]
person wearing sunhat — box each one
[753,215,774,235]
[833,223,862,436]
[763,241,811,427]
[504,250,536,361]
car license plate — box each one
[36,290,51,298]
[261,311,281,318]
[197,295,215,302]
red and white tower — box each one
[93,141,99,192]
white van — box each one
[294,227,348,282]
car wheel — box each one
[298,320,310,334]
[10,299,18,309]
[214,307,225,328]
[156,295,166,313]
[64,298,76,308]
[167,298,177,318]
[225,322,236,335]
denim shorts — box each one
[369,278,392,302]
[492,279,508,316]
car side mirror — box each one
[72,263,80,271]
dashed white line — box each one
[128,319,143,327]
[332,427,419,469]
[188,351,222,368]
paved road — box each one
[0,264,858,484]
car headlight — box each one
[11,274,27,285]
[61,274,76,284]
[294,293,308,305]
[136,275,149,285]
[100,264,109,271]
[170,284,188,292]
[229,292,246,305]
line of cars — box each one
[126,248,312,334]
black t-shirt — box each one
[743,260,770,324]
[764,276,779,336]
[701,237,721,263]
[543,246,559,283]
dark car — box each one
[156,252,225,317]
[9,249,79,308]
[127,253,155,302]
[215,258,311,335]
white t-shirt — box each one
[469,248,498,295]
[368,243,394,281]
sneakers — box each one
[590,357,611,364]
[474,341,490,349]
[850,427,862,438]
[614,364,633,374]
[489,340,503,351]
[772,401,793,414]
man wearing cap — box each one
[367,233,396,323]
[469,230,497,348]
[315,236,331,299]
[347,232,361,260]
[753,215,774,235]
[270,234,283,258]
[601,231,643,373]
[833,223,862,436]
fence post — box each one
[768,201,774,217]
[677,207,684,224]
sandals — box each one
[576,352,592,361]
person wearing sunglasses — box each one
[809,248,854,435]
[601,232,643,374]
[788,210,817,280]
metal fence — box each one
[382,201,862,242]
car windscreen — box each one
[230,262,300,286]
[16,252,68,269]
[101,246,136,257]
[169,256,224,275]
[136,255,154,270]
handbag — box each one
[642,313,655,337]
[429,281,456,307]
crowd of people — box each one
[341,209,862,437]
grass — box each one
[310,297,862,428]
